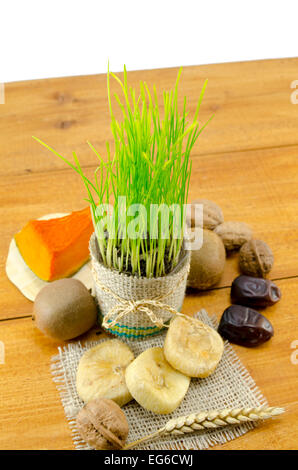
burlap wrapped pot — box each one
[89,233,190,340]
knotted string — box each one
[91,265,189,330]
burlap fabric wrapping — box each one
[89,233,190,339]
[51,310,267,450]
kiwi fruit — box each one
[33,279,97,341]
[188,229,226,290]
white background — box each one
[1,0,297,83]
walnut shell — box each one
[239,240,274,277]
[214,221,252,251]
[187,199,223,230]
[76,398,129,450]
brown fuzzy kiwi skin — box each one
[188,229,226,290]
[33,278,97,341]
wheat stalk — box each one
[123,406,284,450]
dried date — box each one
[218,305,274,347]
[231,275,281,307]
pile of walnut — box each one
[187,199,274,290]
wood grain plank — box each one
[0,277,296,450]
[0,317,74,450]
[1,58,298,177]
[1,145,297,319]
[1,59,298,450]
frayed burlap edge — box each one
[51,310,267,450]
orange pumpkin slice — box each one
[14,207,94,281]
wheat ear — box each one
[123,406,284,450]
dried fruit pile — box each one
[75,314,224,448]
[218,275,281,347]
[74,311,284,450]
[187,199,281,348]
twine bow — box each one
[91,265,188,330]
[102,298,181,329]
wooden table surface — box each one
[1,58,298,450]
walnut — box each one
[239,240,274,277]
[214,221,252,251]
[187,199,223,230]
[76,398,129,450]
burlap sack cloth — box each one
[89,233,191,339]
[51,310,267,450]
